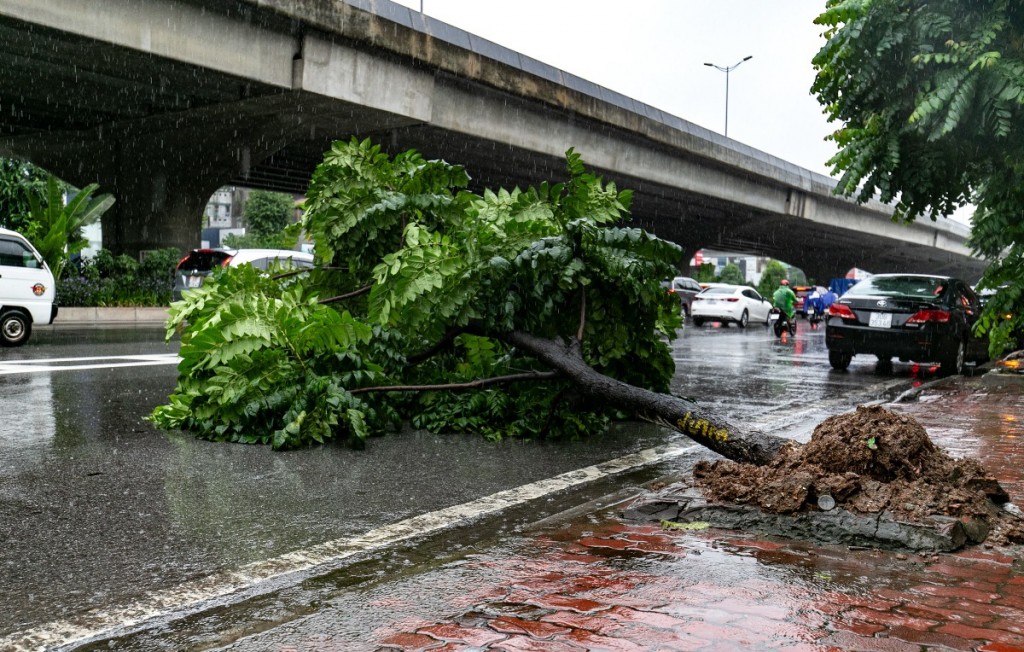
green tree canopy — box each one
[718,263,745,285]
[244,190,295,237]
[757,260,789,298]
[150,138,790,466]
[812,0,1024,354]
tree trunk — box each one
[504,330,791,466]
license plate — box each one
[769,313,780,321]
[869,312,892,328]
[188,276,203,288]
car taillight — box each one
[693,296,704,301]
[667,289,677,294]
[906,309,950,324]
[221,255,234,267]
[725,298,739,302]
[828,303,856,319]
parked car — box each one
[691,284,773,328]
[0,227,58,346]
[665,276,702,318]
[173,248,315,300]
[825,273,988,373]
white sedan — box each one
[691,285,773,328]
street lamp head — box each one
[703,62,714,67]
[742,55,753,62]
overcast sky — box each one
[390,0,837,176]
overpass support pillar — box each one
[100,153,218,258]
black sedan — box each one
[825,274,988,373]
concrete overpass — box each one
[0,0,984,283]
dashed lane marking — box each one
[1,442,700,652]
[0,354,180,375]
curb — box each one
[43,306,170,327]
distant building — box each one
[204,186,249,229]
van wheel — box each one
[0,310,31,347]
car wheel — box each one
[693,318,704,327]
[0,310,31,347]
[738,310,748,328]
[940,339,966,375]
[829,350,852,370]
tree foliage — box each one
[26,177,114,281]
[0,158,53,233]
[812,0,1024,354]
[244,190,295,237]
[718,263,745,285]
[151,138,688,450]
[757,260,789,298]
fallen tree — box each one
[150,138,787,462]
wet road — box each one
[0,320,955,649]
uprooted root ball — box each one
[693,405,1024,545]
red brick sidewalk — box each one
[275,376,1024,652]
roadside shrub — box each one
[57,247,180,306]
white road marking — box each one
[0,354,180,375]
[2,443,699,652]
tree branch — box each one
[319,284,373,304]
[350,370,561,395]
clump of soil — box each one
[694,405,1024,546]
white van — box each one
[0,227,57,346]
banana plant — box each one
[26,176,114,280]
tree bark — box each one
[503,330,791,466]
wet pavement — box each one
[210,369,1024,651]
[5,322,1023,650]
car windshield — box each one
[177,250,232,272]
[848,276,947,299]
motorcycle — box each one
[769,307,796,338]
[806,304,824,330]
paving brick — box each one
[522,594,609,614]
[828,617,887,637]
[378,632,447,651]
[978,642,1024,652]
[818,630,928,651]
[899,602,994,628]
[604,605,690,630]
[416,623,507,647]
[844,606,938,631]
[706,598,793,621]
[885,625,978,650]
[927,562,1012,581]
[492,634,585,651]
[998,594,1024,610]
[912,583,1002,603]
[576,537,634,551]
[539,611,624,636]
[488,616,571,640]
[992,618,1024,636]
[558,628,649,651]
[937,623,1024,647]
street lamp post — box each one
[703,55,753,138]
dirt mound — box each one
[693,405,1024,546]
